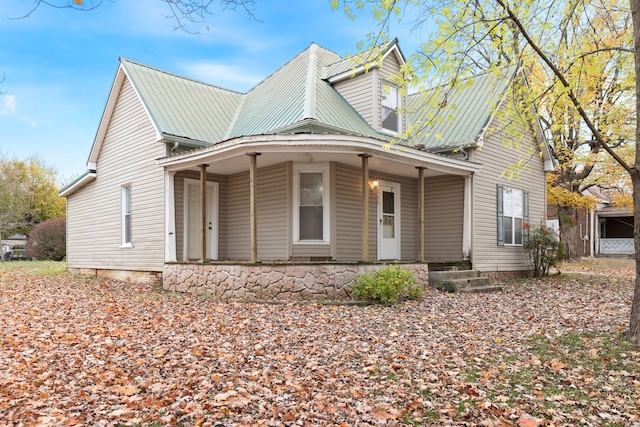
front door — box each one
[185,180,218,260]
[377,181,400,260]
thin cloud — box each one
[0,95,16,115]
[180,62,264,92]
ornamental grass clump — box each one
[352,265,423,305]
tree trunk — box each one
[629,171,640,344]
[628,0,640,345]
[557,206,580,261]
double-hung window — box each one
[497,184,528,246]
[381,83,400,133]
[121,184,132,247]
[293,164,330,243]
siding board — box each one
[470,94,547,272]
[66,78,166,272]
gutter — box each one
[58,169,97,197]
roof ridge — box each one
[243,43,316,95]
[119,57,245,95]
[303,44,318,119]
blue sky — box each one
[0,0,428,184]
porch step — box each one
[429,270,503,293]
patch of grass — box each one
[0,260,66,275]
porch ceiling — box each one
[157,133,480,178]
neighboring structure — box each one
[548,188,634,258]
[1,234,27,260]
[60,39,554,299]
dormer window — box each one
[381,84,400,133]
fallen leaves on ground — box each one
[0,260,638,426]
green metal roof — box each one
[407,67,517,151]
[122,43,385,146]
[121,59,244,144]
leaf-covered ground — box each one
[0,260,638,426]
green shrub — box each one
[352,265,424,304]
[523,223,563,277]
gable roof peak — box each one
[119,57,244,95]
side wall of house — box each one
[66,77,166,272]
[332,72,376,128]
[424,175,465,262]
[470,97,547,272]
[226,163,290,261]
[332,51,405,133]
[334,163,418,261]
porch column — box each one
[462,174,472,260]
[416,167,426,261]
[359,154,372,262]
[247,152,261,263]
[199,164,208,262]
[164,170,177,262]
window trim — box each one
[381,81,401,134]
[120,184,133,248]
[497,184,529,247]
[293,163,330,244]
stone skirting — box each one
[162,263,430,301]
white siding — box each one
[333,72,376,127]
[334,164,418,261]
[66,78,166,271]
[335,163,366,261]
[424,175,465,261]
[470,97,547,272]
[227,163,289,260]
[173,171,228,261]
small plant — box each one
[351,265,423,304]
[523,222,563,277]
[434,280,457,293]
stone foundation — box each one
[162,263,430,301]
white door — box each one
[185,180,218,260]
[377,181,401,260]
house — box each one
[547,187,634,257]
[60,39,554,299]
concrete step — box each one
[430,270,503,293]
[429,269,480,282]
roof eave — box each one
[158,133,481,176]
[59,170,97,197]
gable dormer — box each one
[323,39,407,135]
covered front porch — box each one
[158,133,479,300]
[595,209,634,256]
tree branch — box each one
[494,0,634,174]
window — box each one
[293,164,330,242]
[381,84,400,133]
[122,184,132,246]
[497,184,528,246]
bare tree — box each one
[8,0,259,33]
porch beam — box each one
[247,152,261,263]
[199,164,208,262]
[359,154,372,262]
[416,167,426,262]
